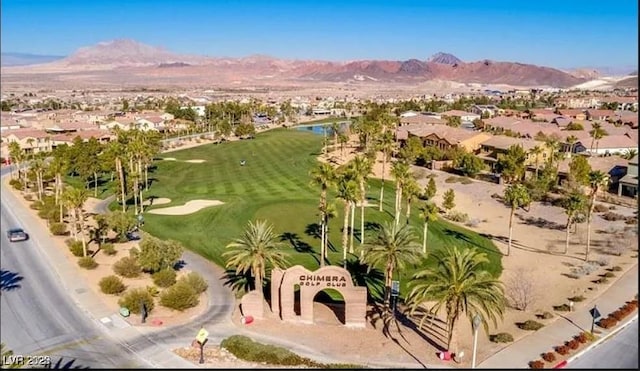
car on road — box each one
[7,228,29,242]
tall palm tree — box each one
[391,160,411,226]
[331,122,340,152]
[406,246,505,353]
[8,141,24,182]
[361,221,422,308]
[561,190,587,254]
[335,170,358,266]
[63,186,89,257]
[503,183,531,256]
[310,162,337,267]
[30,157,46,201]
[418,201,439,254]
[586,171,610,261]
[349,155,373,245]
[224,220,290,295]
[565,135,578,159]
[588,123,607,156]
[403,177,420,223]
[528,145,543,178]
[377,130,395,211]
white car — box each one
[7,228,29,242]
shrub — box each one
[68,241,85,257]
[568,295,585,302]
[152,268,177,288]
[30,201,43,210]
[178,272,208,294]
[575,333,587,343]
[489,332,514,343]
[113,256,142,278]
[101,243,117,256]
[553,304,570,312]
[540,311,554,319]
[592,204,609,213]
[445,211,469,223]
[99,275,126,295]
[9,179,23,190]
[118,288,155,314]
[529,360,545,369]
[610,266,622,272]
[611,310,626,321]
[518,320,545,331]
[583,332,596,341]
[159,281,199,311]
[444,176,460,183]
[597,317,617,329]
[49,222,67,235]
[460,177,473,185]
[221,335,320,367]
[129,247,140,258]
[593,278,608,284]
[566,339,579,350]
[78,256,98,269]
[147,285,160,297]
[603,272,615,278]
[600,212,626,221]
[555,345,569,355]
[542,352,556,362]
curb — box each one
[565,313,638,365]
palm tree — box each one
[331,122,340,151]
[8,141,24,182]
[406,246,505,353]
[310,162,336,266]
[503,183,531,256]
[63,186,89,257]
[588,123,607,156]
[30,157,46,201]
[361,221,422,308]
[403,177,420,223]
[377,130,395,211]
[418,201,439,254]
[391,160,411,226]
[561,190,587,254]
[335,170,358,266]
[349,155,373,245]
[224,220,290,295]
[623,148,638,160]
[528,145,543,178]
[565,135,578,159]
[586,171,610,261]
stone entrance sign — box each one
[270,265,367,328]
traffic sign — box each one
[391,280,400,297]
[196,328,209,344]
[589,306,601,319]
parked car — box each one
[126,231,141,241]
[7,228,29,242]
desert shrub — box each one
[445,211,469,223]
[566,339,579,350]
[518,320,544,331]
[553,304,570,312]
[564,273,580,279]
[603,272,615,278]
[593,257,610,266]
[444,176,460,183]
[465,218,480,228]
[30,201,43,210]
[575,333,587,343]
[129,247,140,258]
[10,179,24,190]
[68,240,85,257]
[49,222,67,235]
[78,256,98,270]
[99,275,126,295]
[529,360,545,369]
[101,243,117,256]
[624,217,637,225]
[118,288,155,314]
[555,345,569,355]
[113,256,142,278]
[542,352,556,362]
[610,266,622,272]
[583,332,596,341]
[460,177,473,185]
[597,317,617,329]
[152,268,177,288]
[147,285,160,297]
[159,281,199,311]
[593,277,608,284]
[568,295,585,302]
[611,310,626,321]
[221,335,322,367]
[592,204,609,213]
[489,332,514,343]
[178,272,208,294]
[540,311,554,319]
[600,212,626,221]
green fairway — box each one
[141,128,502,297]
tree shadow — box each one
[344,258,385,302]
[0,269,24,292]
[515,213,565,231]
[304,223,321,240]
[281,232,320,265]
[173,259,187,271]
[365,221,382,232]
[222,268,254,294]
[444,229,501,256]
[47,357,90,369]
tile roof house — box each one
[399,115,447,126]
[618,155,638,197]
[573,134,638,156]
[397,124,491,152]
[478,136,551,168]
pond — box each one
[295,121,350,136]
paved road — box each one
[568,318,638,369]
[0,196,148,369]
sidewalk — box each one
[478,264,638,369]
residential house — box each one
[136,116,166,132]
[556,109,587,121]
[572,133,638,156]
[471,105,499,118]
[440,110,481,122]
[397,124,491,152]
[399,114,446,127]
[477,136,550,172]
[618,155,638,197]
[599,96,638,111]
[585,109,615,121]
[557,155,628,192]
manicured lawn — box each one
[141,128,502,297]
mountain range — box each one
[1,39,635,88]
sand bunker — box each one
[147,200,224,215]
[142,197,172,206]
[163,157,177,161]
[185,159,206,163]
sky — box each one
[1,0,638,69]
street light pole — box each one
[472,314,482,369]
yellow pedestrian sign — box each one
[196,328,209,344]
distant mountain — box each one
[1,52,65,66]
[427,52,462,65]
[4,39,588,88]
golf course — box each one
[142,128,503,295]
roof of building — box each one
[479,136,544,152]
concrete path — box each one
[479,265,638,369]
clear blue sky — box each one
[1,0,637,68]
